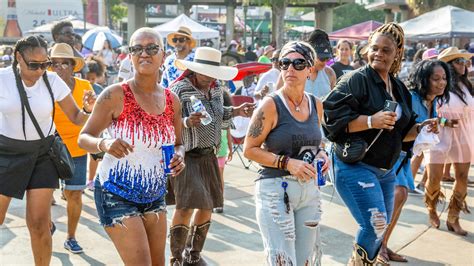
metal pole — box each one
[243,5,248,48]
[83,0,88,32]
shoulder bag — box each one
[16,74,75,180]
[334,129,383,164]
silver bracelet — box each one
[367,115,373,129]
[97,138,105,152]
[183,117,190,128]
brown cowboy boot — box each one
[183,221,211,266]
[170,224,190,266]
[424,188,444,228]
[446,191,470,236]
[347,243,377,266]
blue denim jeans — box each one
[255,177,322,266]
[333,154,396,260]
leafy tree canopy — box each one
[333,3,385,31]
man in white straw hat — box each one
[49,42,95,254]
[167,47,255,266]
[161,26,197,88]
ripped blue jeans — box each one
[333,155,395,260]
[94,179,166,227]
[255,177,322,266]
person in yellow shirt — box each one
[50,43,94,254]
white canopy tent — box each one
[400,5,474,40]
[153,14,220,40]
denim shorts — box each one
[94,179,167,227]
[62,155,87,191]
[393,151,415,190]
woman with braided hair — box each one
[323,23,438,264]
[0,35,93,265]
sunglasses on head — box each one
[51,61,73,70]
[24,60,52,71]
[279,58,308,71]
[129,44,161,56]
[172,37,189,44]
[453,58,468,65]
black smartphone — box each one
[383,100,398,112]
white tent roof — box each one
[153,14,219,40]
[24,15,98,41]
[290,26,315,33]
[400,5,474,40]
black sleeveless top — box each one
[259,92,322,178]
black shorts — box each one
[0,135,59,199]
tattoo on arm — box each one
[248,110,265,138]
[97,90,112,104]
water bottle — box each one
[190,95,212,125]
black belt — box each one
[187,147,216,155]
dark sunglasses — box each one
[59,31,75,36]
[129,44,161,56]
[25,60,52,71]
[453,58,468,65]
[172,37,188,43]
[279,58,308,71]
[271,57,279,62]
[51,61,73,70]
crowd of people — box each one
[0,16,473,266]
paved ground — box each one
[1,158,473,265]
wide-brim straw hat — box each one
[167,26,197,48]
[438,46,474,63]
[49,43,84,72]
[175,47,237,81]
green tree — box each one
[108,0,127,27]
[333,3,385,31]
[407,0,474,15]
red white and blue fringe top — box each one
[97,83,175,203]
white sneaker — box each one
[409,184,425,196]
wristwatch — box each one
[367,116,373,129]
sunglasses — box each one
[51,61,73,70]
[172,37,188,43]
[129,44,161,56]
[271,57,279,62]
[279,58,308,71]
[59,31,74,36]
[453,58,468,65]
[24,60,52,71]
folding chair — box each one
[230,95,254,169]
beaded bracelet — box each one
[281,155,290,170]
[439,117,447,127]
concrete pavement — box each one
[1,159,473,265]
